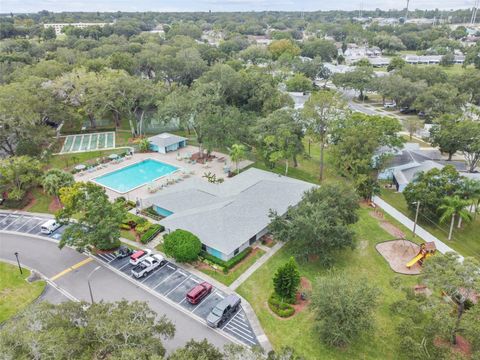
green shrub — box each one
[163,229,201,262]
[120,223,131,230]
[135,221,152,235]
[268,293,295,318]
[140,224,164,244]
[200,247,252,271]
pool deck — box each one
[74,146,253,201]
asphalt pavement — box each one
[0,231,231,351]
[0,212,260,349]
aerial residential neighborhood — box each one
[0,2,480,360]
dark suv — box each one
[206,294,241,327]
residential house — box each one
[145,168,315,261]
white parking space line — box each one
[225,327,257,344]
[177,270,188,277]
[191,291,217,313]
[4,215,23,230]
[166,264,176,270]
[118,262,132,271]
[230,318,252,332]
[17,217,39,232]
[152,270,178,290]
[0,215,12,225]
[140,262,168,283]
[225,324,255,339]
[220,309,242,330]
[97,254,114,263]
[165,275,190,296]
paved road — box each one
[0,212,259,348]
[0,232,231,351]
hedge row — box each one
[140,224,164,244]
[200,247,252,271]
[268,293,295,318]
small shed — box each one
[148,133,187,154]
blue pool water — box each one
[93,159,178,193]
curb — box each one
[89,252,246,348]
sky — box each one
[0,0,476,14]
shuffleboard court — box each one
[60,132,116,154]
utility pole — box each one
[413,201,420,237]
[405,0,410,21]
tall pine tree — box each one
[273,257,301,303]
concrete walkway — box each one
[229,241,284,291]
[373,196,463,261]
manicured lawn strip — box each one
[115,131,131,146]
[237,209,418,360]
[48,149,121,170]
[120,229,137,242]
[380,188,480,260]
[400,135,431,147]
[27,188,55,214]
[198,249,266,286]
[0,262,46,323]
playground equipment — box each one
[406,242,436,269]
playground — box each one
[376,240,437,275]
[376,240,422,275]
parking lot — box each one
[0,213,66,239]
[0,212,259,347]
[96,252,259,347]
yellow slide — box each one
[406,253,424,268]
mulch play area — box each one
[292,277,312,313]
[376,240,422,275]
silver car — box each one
[206,294,241,327]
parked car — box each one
[383,101,396,109]
[129,249,152,265]
[206,294,241,327]
[418,111,426,118]
[114,245,134,259]
[131,254,165,278]
[186,282,213,304]
[40,220,61,235]
[399,107,417,114]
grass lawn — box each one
[198,248,266,286]
[26,188,55,214]
[0,262,46,323]
[115,131,133,147]
[237,208,418,360]
[400,134,431,147]
[120,229,137,242]
[380,188,480,260]
[48,149,123,170]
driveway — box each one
[0,212,259,348]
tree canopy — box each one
[56,182,126,250]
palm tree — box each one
[457,178,480,225]
[138,138,150,153]
[229,144,246,174]
[41,169,75,206]
[439,196,472,240]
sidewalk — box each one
[373,196,463,261]
[229,241,284,291]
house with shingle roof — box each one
[145,168,315,260]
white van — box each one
[40,220,61,234]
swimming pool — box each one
[93,159,178,193]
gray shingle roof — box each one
[148,133,187,148]
[152,168,315,255]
